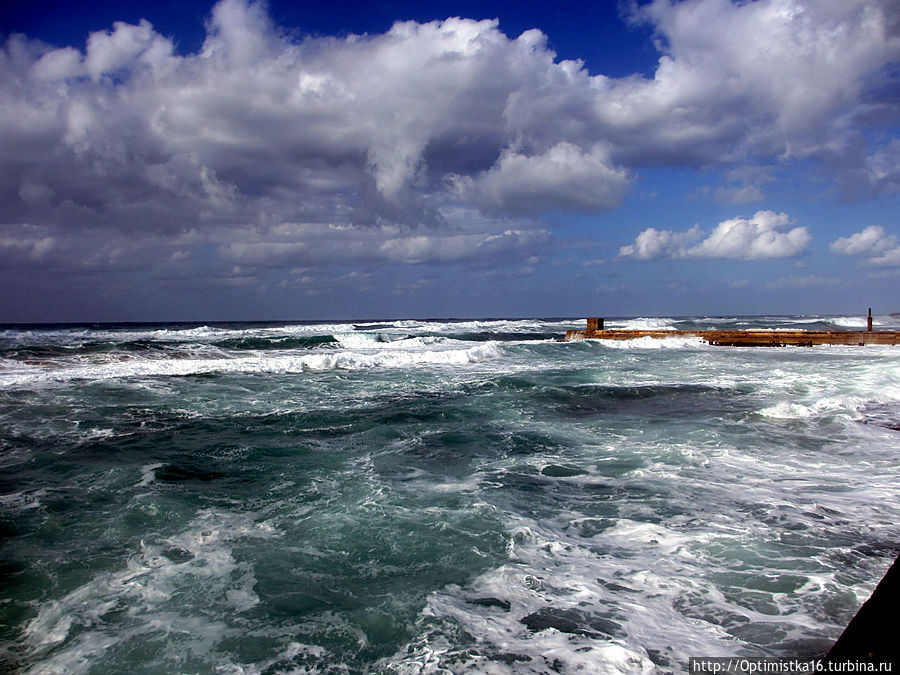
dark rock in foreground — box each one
[826,551,900,665]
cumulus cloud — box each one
[869,249,900,267]
[686,211,810,259]
[830,225,900,266]
[608,0,900,181]
[618,225,702,260]
[830,225,897,256]
[862,141,900,195]
[619,211,811,260]
[0,0,898,306]
[464,142,629,214]
[0,1,639,281]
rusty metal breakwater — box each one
[564,317,900,347]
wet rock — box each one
[162,547,194,563]
[470,597,511,611]
[520,608,622,638]
[492,652,532,664]
[646,648,672,667]
[599,579,639,594]
[541,465,588,478]
[827,551,900,663]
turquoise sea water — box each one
[1,315,899,674]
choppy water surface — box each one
[1,315,899,674]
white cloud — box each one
[861,140,900,196]
[620,211,811,260]
[618,225,702,260]
[605,0,900,179]
[686,211,810,259]
[84,19,175,80]
[0,1,637,274]
[0,0,898,285]
[32,47,84,80]
[869,248,900,267]
[468,142,629,214]
[830,226,897,256]
[830,225,900,267]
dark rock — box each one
[162,547,194,563]
[646,648,672,667]
[826,551,900,665]
[599,579,639,594]
[541,464,588,478]
[470,597,511,611]
[492,652,532,664]
[520,608,622,638]
[522,608,586,634]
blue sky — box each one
[1,0,898,321]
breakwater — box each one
[565,317,900,346]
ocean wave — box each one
[756,396,869,421]
[212,335,337,351]
[828,316,870,328]
[0,322,357,348]
[333,332,448,349]
[0,320,580,355]
[0,342,503,386]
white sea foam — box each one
[387,365,900,669]
[611,317,678,330]
[1,319,579,347]
[829,316,869,328]
[214,642,333,675]
[22,509,275,672]
[385,515,731,673]
[0,342,503,387]
[0,488,47,511]
[756,396,869,421]
[590,335,706,350]
[333,333,448,349]
[1,322,358,349]
[758,401,818,419]
[135,463,162,488]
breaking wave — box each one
[0,342,503,387]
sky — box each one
[1,0,898,322]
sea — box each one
[1,315,899,674]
